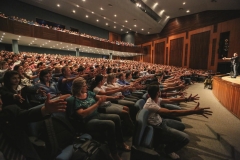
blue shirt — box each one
[117,79,131,96]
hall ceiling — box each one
[19,0,240,35]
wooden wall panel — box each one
[211,38,217,66]
[142,45,151,63]
[184,43,188,66]
[189,31,210,69]
[154,42,165,64]
[169,37,183,67]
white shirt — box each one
[105,83,122,96]
[143,98,163,126]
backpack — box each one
[71,139,111,160]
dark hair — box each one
[90,74,103,91]
[148,85,160,99]
[37,62,43,68]
[126,72,131,79]
[107,67,112,74]
[78,66,85,72]
[3,71,21,89]
[39,69,51,83]
[13,64,21,71]
[61,66,69,74]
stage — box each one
[222,76,240,84]
[213,76,240,120]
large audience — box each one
[0,12,136,47]
[0,50,212,160]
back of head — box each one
[147,85,160,99]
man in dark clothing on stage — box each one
[223,52,239,78]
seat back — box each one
[134,99,146,110]
[142,93,149,101]
[133,108,153,147]
[131,108,160,160]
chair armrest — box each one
[130,145,160,160]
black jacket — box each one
[0,105,44,160]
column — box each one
[109,53,112,60]
[12,39,19,54]
[76,48,79,57]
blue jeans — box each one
[153,119,189,154]
[85,113,123,153]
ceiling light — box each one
[114,22,116,23]
[100,7,103,10]
[125,20,128,22]
[114,14,117,17]
[76,5,79,7]
[122,25,124,27]
[141,29,144,30]
[104,17,106,19]
[92,12,94,14]
[73,10,76,13]
[60,42,62,44]
[106,23,108,25]
[57,4,60,7]
[186,10,190,13]
[183,2,186,5]
[82,0,85,1]
[3,33,5,35]
[134,25,137,27]
[96,19,99,22]
[57,44,58,45]
[86,15,88,18]
[35,38,37,40]
[148,32,150,34]
[48,40,50,42]
[121,29,123,31]
[114,26,116,28]
[19,36,21,37]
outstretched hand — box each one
[41,93,67,116]
[194,102,212,118]
[187,94,200,103]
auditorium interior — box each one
[0,0,240,160]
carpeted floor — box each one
[120,82,240,160]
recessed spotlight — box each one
[100,7,103,10]
[114,26,116,28]
[134,25,137,27]
[125,20,128,22]
[106,23,108,25]
[48,40,50,42]
[121,29,123,31]
[35,38,37,40]
[186,10,190,13]
[86,15,88,18]
[114,14,117,17]
[60,42,62,44]
[103,17,106,19]
[19,36,21,37]
[183,2,186,5]
[114,22,116,23]
[92,12,94,14]
[57,4,60,7]
[148,32,150,34]
[57,44,58,45]
[141,28,144,30]
[73,10,76,13]
[3,33,5,35]
[96,19,99,22]
[122,25,124,27]
[82,0,85,1]
[76,5,79,7]
[130,28,132,30]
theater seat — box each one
[134,99,145,110]
[142,93,149,101]
[130,108,160,160]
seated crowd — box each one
[0,12,135,47]
[0,50,212,160]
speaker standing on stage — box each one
[223,53,239,78]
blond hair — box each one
[72,77,86,96]
[107,73,116,84]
